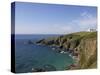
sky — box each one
[14,2,97,34]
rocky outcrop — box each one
[35,32,97,69]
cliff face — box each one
[36,32,97,69]
[78,33,97,69]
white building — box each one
[87,28,97,32]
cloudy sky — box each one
[15,2,97,34]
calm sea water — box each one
[15,34,74,73]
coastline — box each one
[33,31,97,70]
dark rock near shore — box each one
[36,39,45,44]
[27,40,34,44]
[32,68,45,72]
[43,64,56,71]
[32,64,56,72]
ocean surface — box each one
[15,34,74,73]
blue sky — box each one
[15,2,97,34]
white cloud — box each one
[78,18,97,26]
[15,24,73,34]
[41,24,73,34]
[15,11,97,34]
[81,11,93,18]
[71,11,97,31]
[80,12,97,26]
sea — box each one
[15,34,74,73]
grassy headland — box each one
[35,31,97,69]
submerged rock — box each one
[32,68,45,72]
[43,64,56,71]
[32,64,56,72]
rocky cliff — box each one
[36,32,97,69]
[77,32,97,69]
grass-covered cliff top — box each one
[60,31,97,40]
